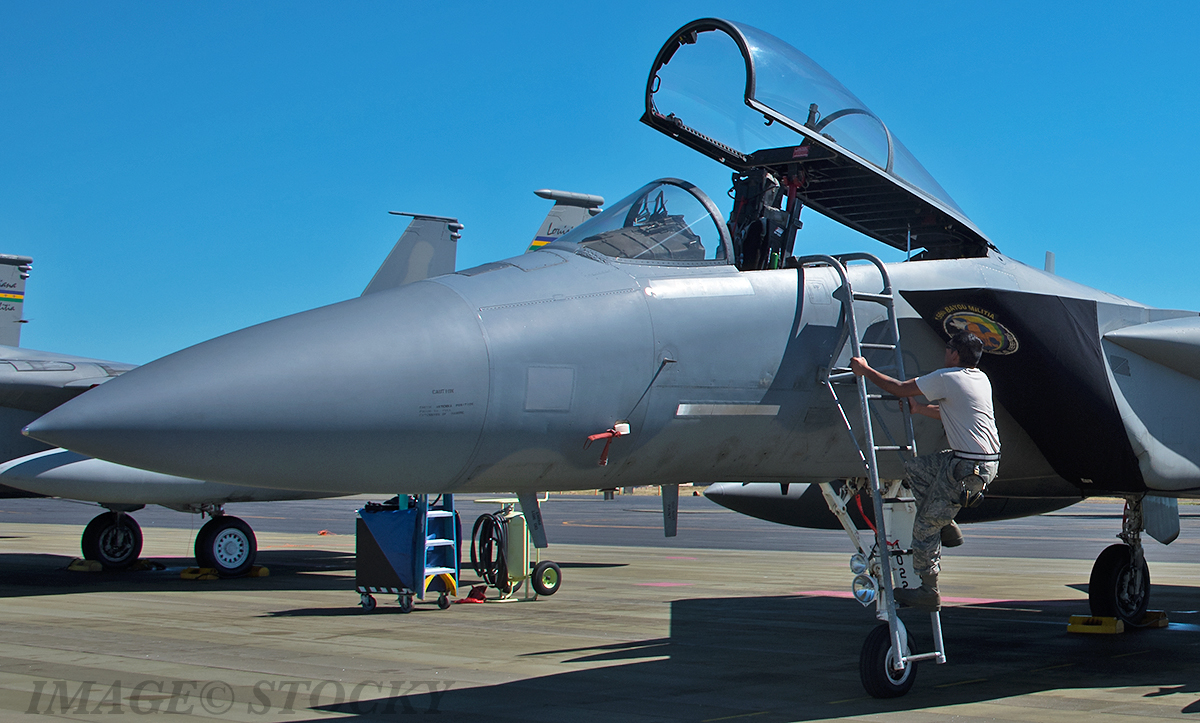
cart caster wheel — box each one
[860,623,917,698]
[438,593,451,610]
[532,560,562,596]
[360,594,377,612]
[398,594,414,614]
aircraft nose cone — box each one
[26,281,489,492]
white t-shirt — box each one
[916,366,1001,459]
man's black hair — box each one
[948,331,984,367]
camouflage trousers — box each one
[905,450,999,577]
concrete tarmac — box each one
[2,496,1199,721]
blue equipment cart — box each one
[356,494,459,612]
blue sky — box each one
[2,2,1198,364]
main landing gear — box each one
[195,513,258,578]
[1089,497,1151,625]
[79,505,259,576]
[81,509,143,569]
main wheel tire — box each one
[194,516,257,577]
[81,512,143,570]
[532,560,562,596]
[860,623,917,698]
[1089,543,1150,624]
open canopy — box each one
[641,18,995,259]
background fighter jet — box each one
[21,16,1200,694]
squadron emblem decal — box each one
[934,304,1019,355]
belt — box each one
[953,451,1000,462]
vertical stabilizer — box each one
[362,214,461,296]
[0,256,32,347]
[526,189,604,251]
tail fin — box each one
[0,256,32,347]
[362,214,462,296]
[526,189,604,251]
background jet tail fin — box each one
[0,256,32,347]
[526,189,604,251]
[362,214,462,296]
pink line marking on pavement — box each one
[636,582,694,587]
[794,590,1010,605]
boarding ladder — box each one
[421,494,459,604]
[793,252,946,691]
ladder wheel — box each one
[359,594,376,612]
[437,593,451,610]
[398,594,414,614]
[860,623,917,698]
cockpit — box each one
[554,18,996,270]
[555,179,732,264]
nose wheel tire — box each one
[82,512,143,570]
[860,623,917,698]
[195,516,257,577]
[532,560,562,596]
[1089,543,1150,624]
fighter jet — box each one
[25,18,1200,696]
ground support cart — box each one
[470,497,562,601]
[356,494,460,612]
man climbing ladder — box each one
[850,330,1001,611]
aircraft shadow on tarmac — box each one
[303,587,1200,721]
[0,549,358,598]
[263,562,632,617]
[0,549,631,603]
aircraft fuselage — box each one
[29,243,1196,499]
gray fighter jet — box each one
[25,18,1200,696]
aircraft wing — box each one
[0,345,136,414]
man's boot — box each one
[941,521,964,547]
[894,572,941,612]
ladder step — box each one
[866,394,901,401]
[859,342,896,350]
[425,539,455,548]
[423,566,456,576]
[427,510,455,518]
[852,292,893,304]
[874,445,911,452]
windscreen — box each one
[555,180,729,263]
